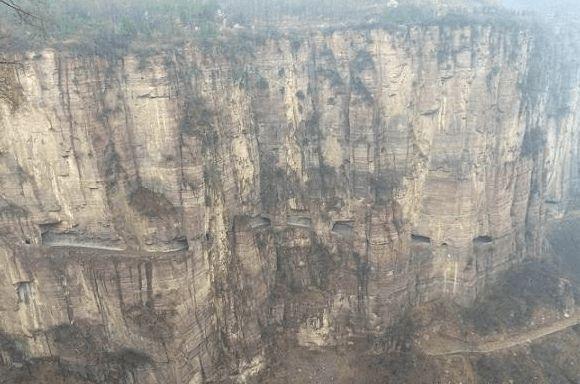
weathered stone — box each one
[0,20,578,383]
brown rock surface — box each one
[0,17,578,383]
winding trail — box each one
[423,312,580,356]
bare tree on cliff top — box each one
[0,0,37,21]
[0,0,43,64]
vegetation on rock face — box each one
[0,64,24,111]
[461,261,576,335]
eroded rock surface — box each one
[0,18,579,383]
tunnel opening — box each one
[40,230,58,246]
[15,281,33,305]
[411,234,431,244]
[250,215,272,230]
[174,237,190,251]
[473,235,493,244]
[331,221,354,237]
[288,216,312,229]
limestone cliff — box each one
[0,18,578,383]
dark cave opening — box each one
[331,221,354,236]
[288,216,312,228]
[411,234,431,244]
[473,235,493,244]
[250,215,272,230]
[15,281,32,305]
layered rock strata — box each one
[0,21,578,382]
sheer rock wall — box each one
[0,24,578,382]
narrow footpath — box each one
[423,312,580,356]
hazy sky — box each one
[502,0,578,11]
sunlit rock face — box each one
[0,22,578,382]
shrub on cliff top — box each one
[1,0,220,54]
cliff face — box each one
[0,22,578,383]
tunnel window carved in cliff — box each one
[473,235,493,245]
[332,221,354,237]
[39,222,60,246]
[288,216,312,229]
[250,215,271,230]
[411,234,431,245]
[15,282,33,305]
[174,237,189,251]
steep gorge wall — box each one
[0,23,578,382]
